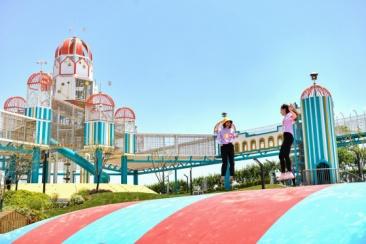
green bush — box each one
[147,160,280,194]
[4,190,52,210]
[4,190,53,222]
[70,194,85,206]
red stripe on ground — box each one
[137,186,327,244]
[14,202,136,244]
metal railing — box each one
[302,168,364,185]
[0,110,38,146]
[135,133,216,157]
[240,124,282,136]
[335,113,366,135]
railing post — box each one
[133,170,138,185]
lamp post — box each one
[184,174,189,193]
[41,150,49,194]
[310,72,318,96]
[189,168,193,195]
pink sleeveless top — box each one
[282,113,294,135]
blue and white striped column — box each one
[84,121,115,147]
[123,133,136,154]
[25,107,52,145]
[301,95,339,183]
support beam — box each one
[94,148,103,183]
[8,156,16,183]
[133,170,138,185]
[174,169,178,193]
[121,155,128,184]
[31,147,41,183]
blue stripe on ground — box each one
[64,194,215,244]
[259,183,366,244]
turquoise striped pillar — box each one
[301,86,339,184]
[123,133,136,154]
[121,155,128,184]
[25,107,52,145]
[31,147,41,183]
[84,121,115,147]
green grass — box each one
[44,192,185,218]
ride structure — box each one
[0,36,365,191]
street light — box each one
[310,72,318,82]
[183,174,189,193]
[189,168,193,195]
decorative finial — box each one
[36,60,47,72]
[222,112,227,118]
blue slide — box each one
[50,139,110,183]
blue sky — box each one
[1,0,366,134]
[1,0,366,183]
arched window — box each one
[250,140,256,150]
[234,142,240,153]
[268,137,274,147]
[242,141,248,151]
[277,135,283,146]
[259,138,265,149]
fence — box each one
[302,168,364,185]
[0,110,38,146]
[335,113,366,135]
[0,211,29,233]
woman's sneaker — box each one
[286,172,295,180]
[277,173,286,181]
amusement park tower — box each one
[115,107,137,154]
[300,73,339,183]
[53,37,97,103]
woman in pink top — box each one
[278,104,298,181]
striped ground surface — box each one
[1,183,366,244]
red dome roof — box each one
[115,107,136,121]
[85,93,115,108]
[27,72,53,91]
[301,84,332,99]
[55,37,93,60]
[4,96,26,114]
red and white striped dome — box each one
[55,37,93,60]
[85,93,115,108]
[27,72,53,91]
[115,107,136,122]
[85,93,115,122]
[3,96,26,114]
[301,84,332,99]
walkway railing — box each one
[135,133,216,157]
[335,113,366,135]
